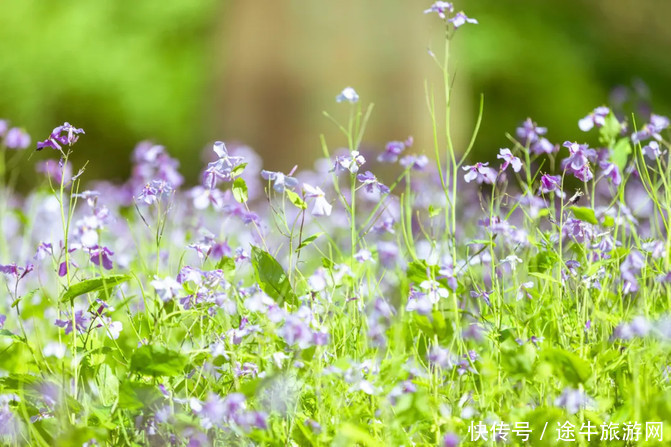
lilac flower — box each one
[470,289,492,307]
[336,87,359,103]
[449,11,478,28]
[405,288,433,315]
[150,276,182,302]
[55,310,89,335]
[36,122,84,151]
[278,314,315,349]
[419,279,449,304]
[354,249,373,263]
[0,314,5,329]
[599,161,621,185]
[631,114,670,144]
[443,433,460,447]
[202,141,245,188]
[578,106,610,131]
[438,261,458,291]
[36,159,73,185]
[530,137,557,155]
[303,183,332,216]
[260,169,299,192]
[516,118,548,145]
[0,262,34,279]
[399,154,429,170]
[563,218,595,244]
[357,171,390,194]
[642,140,667,160]
[4,128,31,150]
[334,150,366,174]
[377,241,399,268]
[517,281,534,300]
[462,162,497,184]
[554,388,594,414]
[136,180,173,205]
[539,174,561,194]
[496,148,522,172]
[427,345,455,369]
[0,120,7,136]
[388,380,417,406]
[423,1,453,19]
[88,246,114,270]
[378,137,413,163]
[562,141,596,182]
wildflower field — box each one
[2,3,671,446]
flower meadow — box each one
[2,4,671,447]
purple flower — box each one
[0,262,34,280]
[531,137,557,155]
[357,171,390,194]
[642,140,664,159]
[36,159,73,185]
[561,141,596,182]
[423,2,454,19]
[4,128,31,150]
[88,246,114,270]
[0,120,7,136]
[0,314,5,329]
[462,162,497,184]
[470,289,492,307]
[151,276,182,302]
[427,345,455,369]
[336,87,359,103]
[443,433,460,447]
[378,137,413,163]
[563,218,595,244]
[599,161,621,185]
[405,287,433,315]
[136,180,173,205]
[516,118,547,145]
[554,388,594,414]
[449,11,478,28]
[202,141,245,188]
[631,114,670,144]
[278,314,315,349]
[55,310,89,335]
[260,169,299,192]
[539,174,561,194]
[497,148,522,172]
[334,150,366,174]
[578,106,610,131]
[399,154,429,170]
[36,122,84,151]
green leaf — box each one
[428,205,442,218]
[611,137,632,172]
[286,189,307,209]
[598,112,622,144]
[61,274,131,303]
[542,348,592,385]
[570,206,598,225]
[528,250,558,273]
[232,177,248,203]
[0,329,23,342]
[251,247,297,306]
[297,233,323,251]
[216,256,236,273]
[231,162,248,178]
[118,380,163,411]
[130,345,187,377]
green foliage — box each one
[251,246,297,305]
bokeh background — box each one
[1,0,670,186]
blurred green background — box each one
[1,0,670,186]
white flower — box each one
[303,184,332,217]
[336,87,359,103]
